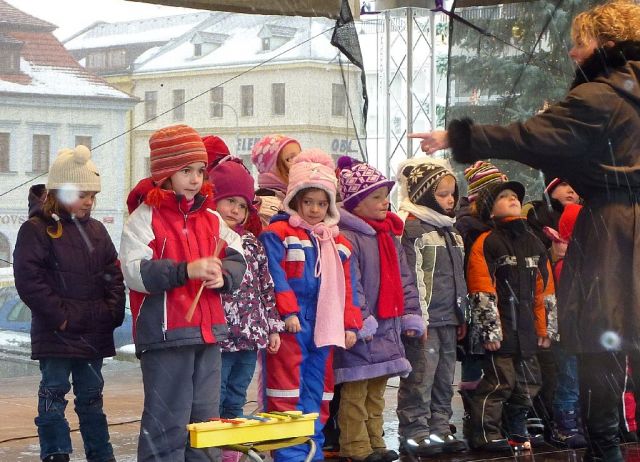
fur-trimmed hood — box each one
[571,40,640,106]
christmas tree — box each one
[445,0,601,201]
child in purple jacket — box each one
[334,157,424,462]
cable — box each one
[0,418,141,445]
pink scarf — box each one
[289,214,345,348]
[258,172,287,194]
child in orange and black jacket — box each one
[465,180,558,452]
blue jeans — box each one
[553,345,579,412]
[220,350,257,418]
[36,358,114,462]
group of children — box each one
[15,123,583,462]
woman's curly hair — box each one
[572,0,640,46]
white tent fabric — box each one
[126,0,360,19]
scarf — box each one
[361,212,405,319]
[258,172,287,194]
[288,214,346,348]
[398,197,456,227]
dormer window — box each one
[190,32,228,58]
[258,25,296,53]
[0,37,23,74]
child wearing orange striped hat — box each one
[120,124,247,462]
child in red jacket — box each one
[120,124,246,462]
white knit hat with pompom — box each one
[46,145,101,192]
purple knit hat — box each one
[337,156,395,212]
[250,134,301,174]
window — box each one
[272,83,285,116]
[262,38,271,51]
[0,47,20,73]
[0,233,10,268]
[32,134,50,173]
[108,49,127,68]
[173,89,185,121]
[241,85,254,117]
[332,83,346,117]
[210,87,224,118]
[87,52,107,69]
[75,136,92,150]
[0,133,9,172]
[145,91,157,120]
[194,43,202,57]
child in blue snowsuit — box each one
[259,149,363,461]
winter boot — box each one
[339,452,384,462]
[504,403,532,451]
[458,389,474,442]
[430,432,468,453]
[373,448,399,462]
[551,408,587,448]
[470,437,511,452]
[398,436,443,457]
[42,455,70,462]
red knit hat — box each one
[202,135,231,173]
[149,124,208,184]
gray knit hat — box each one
[46,145,101,192]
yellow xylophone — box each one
[187,411,318,448]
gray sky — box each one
[6,0,194,40]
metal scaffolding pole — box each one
[376,0,440,180]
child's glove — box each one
[357,316,378,342]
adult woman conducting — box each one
[411,2,640,460]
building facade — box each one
[0,0,136,266]
[65,12,363,187]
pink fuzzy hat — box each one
[250,134,301,174]
[282,149,339,226]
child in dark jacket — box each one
[543,203,587,448]
[334,157,423,462]
[395,158,468,456]
[454,161,509,440]
[465,181,558,452]
[14,146,125,462]
[120,124,246,462]
[209,159,284,462]
[259,149,363,462]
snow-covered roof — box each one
[0,0,54,31]
[134,15,339,73]
[64,12,217,51]
[0,58,134,99]
[0,2,134,101]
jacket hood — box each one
[28,184,47,218]
[571,40,640,107]
[338,207,376,236]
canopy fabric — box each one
[126,0,360,19]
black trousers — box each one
[578,352,625,462]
